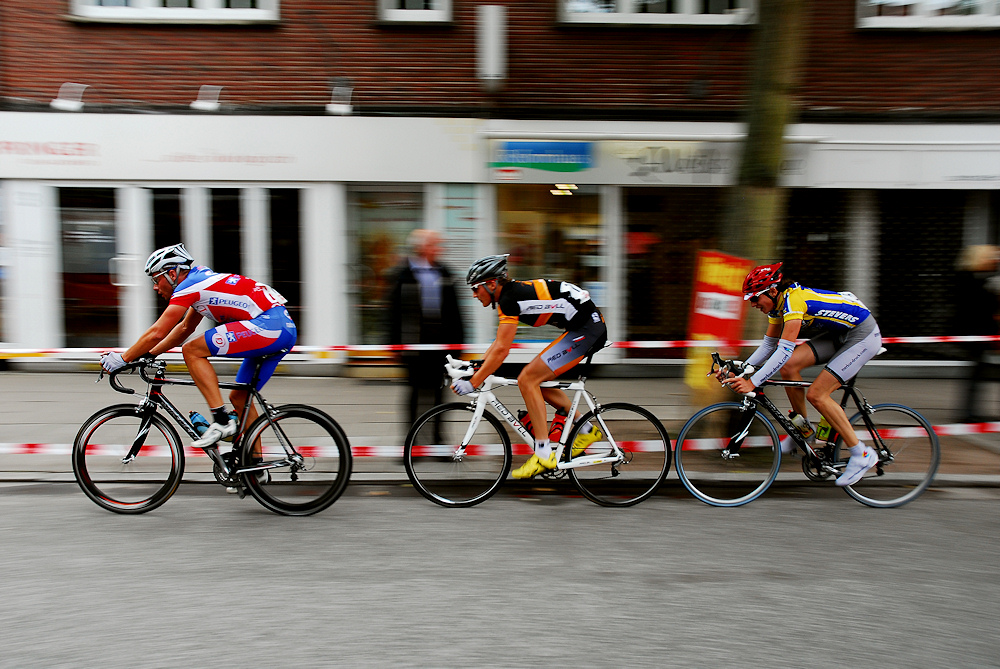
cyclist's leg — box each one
[807,318,882,450]
[780,337,825,417]
[226,308,297,456]
[517,356,558,445]
[183,336,225,411]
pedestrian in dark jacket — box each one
[387,229,465,429]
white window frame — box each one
[377,0,452,24]
[857,0,1000,29]
[560,0,755,26]
[69,0,280,24]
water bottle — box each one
[517,410,534,438]
[548,409,568,444]
[816,416,839,445]
[789,411,814,440]
[189,411,210,436]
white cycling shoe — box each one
[836,445,878,487]
[192,418,238,448]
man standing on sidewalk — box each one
[386,229,465,431]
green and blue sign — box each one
[491,141,593,173]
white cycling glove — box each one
[101,351,126,373]
[451,379,475,395]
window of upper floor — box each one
[857,0,1000,29]
[560,0,756,26]
[68,0,280,24]
[377,0,452,23]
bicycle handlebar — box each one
[708,352,757,398]
[101,357,163,395]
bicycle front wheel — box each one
[674,402,781,507]
[404,403,512,508]
[566,403,671,507]
[240,405,353,516]
[72,404,184,514]
[835,403,940,508]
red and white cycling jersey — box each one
[169,266,286,323]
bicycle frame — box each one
[456,374,625,470]
[733,377,888,476]
[111,360,296,479]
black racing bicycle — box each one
[72,356,352,515]
[673,351,940,508]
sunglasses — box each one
[470,281,488,295]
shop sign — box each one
[490,141,594,173]
[684,250,752,390]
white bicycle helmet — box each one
[144,243,194,278]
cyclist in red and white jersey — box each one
[101,244,297,448]
[452,254,607,479]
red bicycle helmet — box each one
[742,262,783,300]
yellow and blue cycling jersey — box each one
[767,283,871,332]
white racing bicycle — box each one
[402,354,671,507]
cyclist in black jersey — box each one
[452,254,607,478]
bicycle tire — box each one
[404,403,512,508]
[674,402,781,507]
[72,403,185,514]
[240,404,353,516]
[565,402,671,507]
[834,403,940,508]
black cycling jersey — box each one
[496,279,603,332]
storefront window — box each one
[623,187,724,355]
[211,188,241,276]
[348,188,424,344]
[269,189,302,328]
[496,184,603,342]
[59,188,119,348]
[152,189,182,251]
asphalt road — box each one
[1,482,998,668]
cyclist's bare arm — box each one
[123,303,188,362]
[150,308,203,357]
[469,322,517,387]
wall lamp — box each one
[50,83,89,112]
[191,85,223,112]
[326,78,354,115]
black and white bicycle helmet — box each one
[144,243,194,277]
[466,254,509,286]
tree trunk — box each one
[720,0,807,267]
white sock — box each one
[849,442,867,457]
[535,439,552,460]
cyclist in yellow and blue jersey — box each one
[723,263,883,487]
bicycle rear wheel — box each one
[404,403,512,508]
[674,402,781,507]
[72,404,184,514]
[835,403,940,508]
[566,403,671,507]
[240,405,352,516]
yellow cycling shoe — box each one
[511,453,558,479]
[572,426,604,456]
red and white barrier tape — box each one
[2,335,998,359]
[2,421,996,458]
